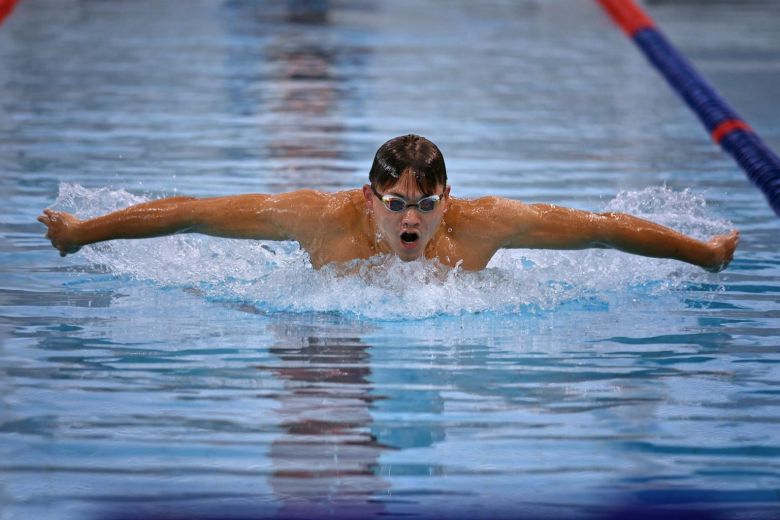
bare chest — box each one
[307,233,376,269]
[427,233,496,271]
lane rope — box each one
[0,0,20,27]
[597,0,780,217]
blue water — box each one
[1,1,780,519]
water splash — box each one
[53,183,731,320]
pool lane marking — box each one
[711,120,753,145]
[598,0,654,36]
[596,0,780,217]
[0,0,20,27]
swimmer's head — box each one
[369,134,447,195]
[364,135,450,262]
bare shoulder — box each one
[282,189,364,240]
[262,188,359,216]
[448,196,534,235]
[450,195,530,214]
[319,189,364,220]
[334,189,370,231]
[260,188,333,207]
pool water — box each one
[1,0,779,518]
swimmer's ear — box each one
[362,184,374,211]
[442,185,451,212]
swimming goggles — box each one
[371,186,442,213]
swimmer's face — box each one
[363,171,450,262]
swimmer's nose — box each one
[401,207,421,227]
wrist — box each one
[70,219,89,247]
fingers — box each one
[717,230,739,272]
[38,209,58,225]
[727,229,739,249]
[704,229,740,273]
[727,230,739,257]
[39,209,68,255]
[39,211,56,238]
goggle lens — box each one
[418,197,438,212]
[380,194,440,213]
[386,197,407,212]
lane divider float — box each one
[597,0,780,217]
[0,0,20,27]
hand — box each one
[704,229,739,273]
[37,209,83,257]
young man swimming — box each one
[38,134,739,272]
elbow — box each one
[175,204,202,233]
[593,211,629,246]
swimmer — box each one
[38,134,739,272]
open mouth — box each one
[400,231,419,247]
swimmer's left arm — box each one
[496,200,739,272]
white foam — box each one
[53,183,731,320]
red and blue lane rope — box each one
[597,0,780,217]
[0,0,20,27]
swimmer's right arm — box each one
[38,191,327,256]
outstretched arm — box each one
[38,191,328,257]
[492,199,738,272]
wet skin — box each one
[38,171,739,272]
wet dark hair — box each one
[369,134,447,195]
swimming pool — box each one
[1,0,779,518]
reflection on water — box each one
[264,319,389,518]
